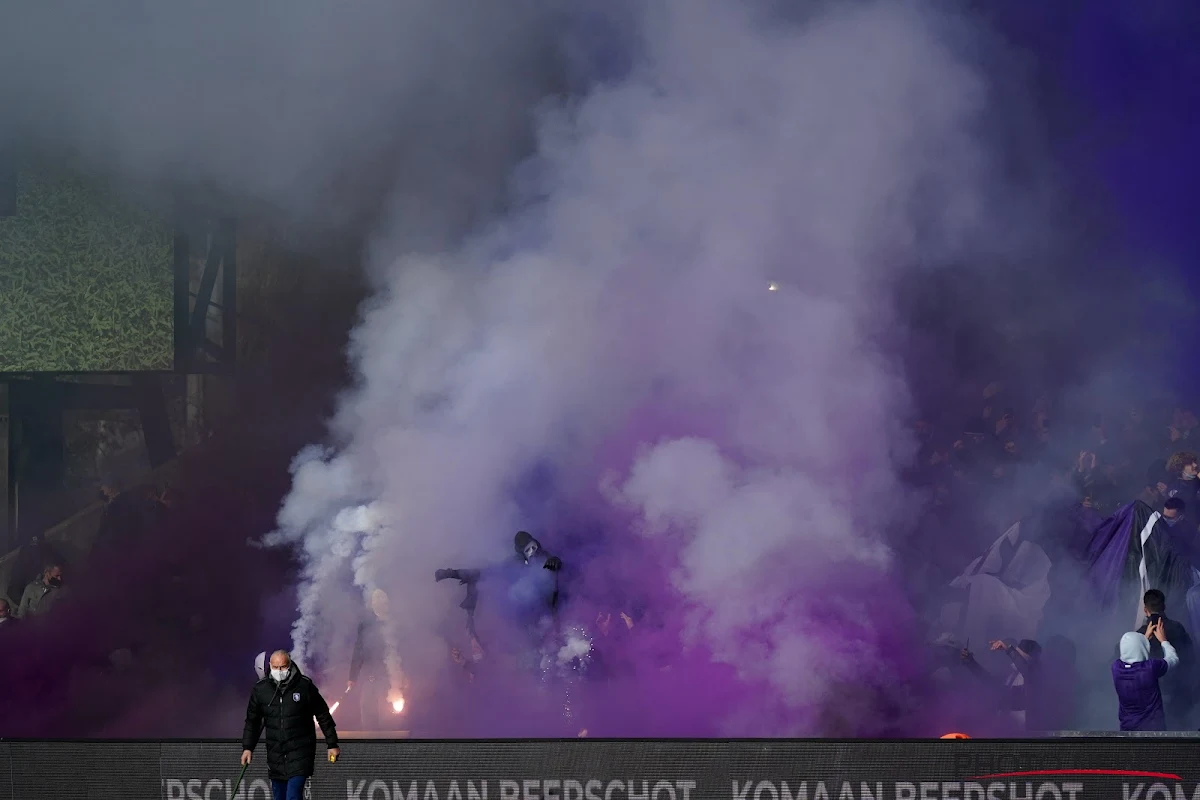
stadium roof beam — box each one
[174,215,237,375]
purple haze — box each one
[270,0,1060,736]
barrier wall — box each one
[1,738,1198,800]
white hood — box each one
[1119,632,1150,664]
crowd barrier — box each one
[1,738,1199,800]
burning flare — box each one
[390,695,406,714]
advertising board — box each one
[0,739,1198,800]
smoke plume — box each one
[0,0,560,239]
[273,0,1070,735]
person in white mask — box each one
[241,650,340,800]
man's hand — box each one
[328,747,340,763]
[544,556,562,571]
[1153,619,1169,643]
[241,750,253,767]
[989,640,1008,651]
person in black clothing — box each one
[959,639,1051,731]
[435,530,564,652]
[241,650,339,800]
[1136,589,1195,728]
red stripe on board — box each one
[972,770,1183,781]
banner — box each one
[1,739,1200,800]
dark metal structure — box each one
[175,216,238,374]
[1,209,237,552]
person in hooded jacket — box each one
[435,530,564,651]
[242,650,340,800]
[1113,618,1179,732]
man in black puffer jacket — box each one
[242,650,340,800]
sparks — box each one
[767,282,779,292]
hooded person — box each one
[1113,619,1179,732]
[435,530,564,653]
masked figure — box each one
[435,530,564,654]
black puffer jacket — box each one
[242,665,338,780]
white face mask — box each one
[271,667,289,682]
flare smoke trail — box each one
[273,0,1066,735]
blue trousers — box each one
[271,776,307,800]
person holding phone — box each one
[1136,589,1195,727]
[1113,617,1179,731]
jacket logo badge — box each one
[292,693,301,702]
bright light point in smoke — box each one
[391,697,405,714]
[329,701,340,715]
[767,282,779,292]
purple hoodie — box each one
[1112,631,1179,731]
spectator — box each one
[1162,497,1187,527]
[1138,468,1170,508]
[1089,416,1113,465]
[1136,589,1195,728]
[0,598,16,632]
[978,637,1076,732]
[5,534,64,608]
[18,563,67,618]
[1165,451,1200,505]
[1168,409,1200,449]
[1113,619,1178,732]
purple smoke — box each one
[273,0,1051,735]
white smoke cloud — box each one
[277,0,1047,731]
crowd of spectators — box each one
[911,379,1200,732]
[6,379,1200,734]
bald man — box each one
[242,650,340,800]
